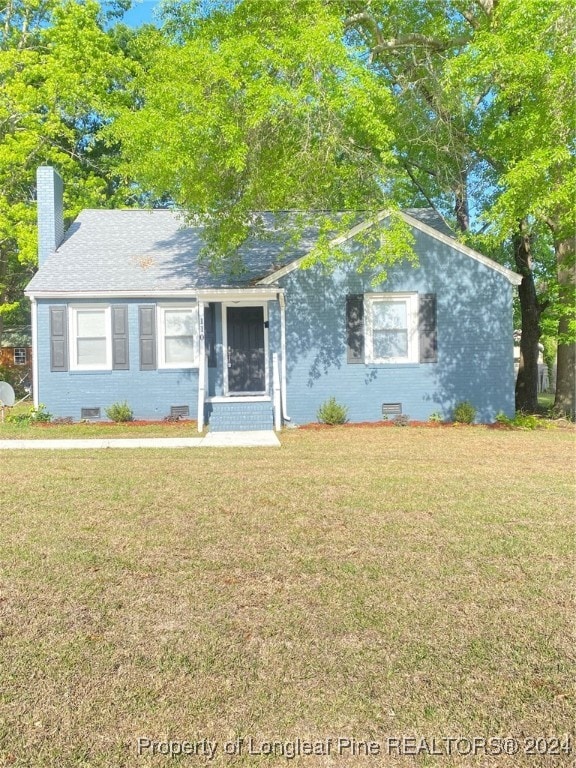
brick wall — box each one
[37,166,64,266]
[36,300,200,420]
[279,227,515,424]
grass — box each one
[538,392,555,411]
[0,426,574,767]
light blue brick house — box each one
[26,166,521,430]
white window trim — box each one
[157,304,199,369]
[14,348,27,365]
[69,304,112,371]
[365,292,419,364]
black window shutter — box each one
[112,305,129,370]
[139,305,157,370]
[419,294,437,363]
[204,303,217,368]
[49,305,68,372]
[346,294,364,364]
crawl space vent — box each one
[170,405,190,419]
[382,403,402,416]
[81,407,101,420]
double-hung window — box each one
[365,293,418,364]
[158,306,198,368]
[14,348,27,365]
[70,306,112,370]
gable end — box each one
[258,210,522,286]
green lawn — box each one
[0,426,573,767]
[538,392,555,412]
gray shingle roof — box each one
[26,209,328,294]
[403,208,455,238]
[26,208,455,295]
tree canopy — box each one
[1,0,574,413]
[114,0,407,271]
[111,0,574,412]
[0,0,134,334]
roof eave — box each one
[25,286,283,300]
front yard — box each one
[0,427,573,767]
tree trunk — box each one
[513,224,541,412]
[555,315,575,416]
[454,173,469,233]
[554,236,576,416]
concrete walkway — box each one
[0,431,281,450]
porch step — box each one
[207,401,274,432]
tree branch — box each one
[476,0,497,16]
[371,33,470,55]
[344,11,470,56]
[400,158,438,210]
[402,158,438,178]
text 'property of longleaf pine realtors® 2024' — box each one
[136,735,573,759]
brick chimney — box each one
[37,166,64,266]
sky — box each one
[121,0,163,27]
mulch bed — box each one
[299,419,573,431]
[35,419,197,427]
[299,420,458,429]
[29,418,575,431]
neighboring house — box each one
[25,166,521,430]
[0,327,32,391]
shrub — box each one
[453,401,476,424]
[496,411,553,430]
[105,401,134,423]
[428,411,443,423]
[495,411,512,426]
[32,403,52,423]
[6,411,29,425]
[317,397,348,425]
[393,414,410,427]
[6,404,51,425]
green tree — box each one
[345,0,574,413]
[463,0,575,416]
[0,0,134,342]
[113,0,405,272]
[114,0,575,413]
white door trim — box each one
[222,301,269,396]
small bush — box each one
[393,414,410,427]
[6,403,51,425]
[6,410,31,425]
[496,411,553,430]
[453,401,476,424]
[428,411,443,423]
[32,403,52,423]
[317,397,348,425]
[105,401,134,423]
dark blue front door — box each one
[227,306,265,393]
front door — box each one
[226,306,266,393]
